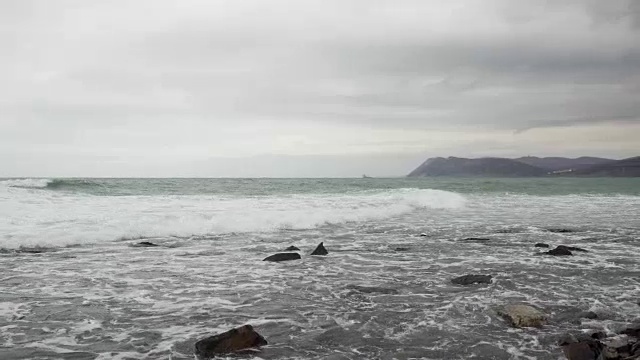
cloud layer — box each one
[1,0,638,176]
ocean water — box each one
[0,177,639,359]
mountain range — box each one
[407,156,640,177]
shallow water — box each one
[1,178,639,359]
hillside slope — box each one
[515,156,613,172]
[564,156,640,177]
[408,157,547,177]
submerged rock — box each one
[346,285,399,295]
[498,304,546,328]
[554,308,599,324]
[311,242,328,256]
[580,311,599,320]
[461,237,491,242]
[133,241,159,247]
[535,243,550,248]
[451,274,493,286]
[16,246,53,254]
[195,325,267,357]
[548,228,576,233]
[546,246,573,256]
[263,253,301,262]
[285,246,300,251]
[558,245,588,253]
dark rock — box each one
[535,243,550,248]
[546,246,573,256]
[194,325,267,357]
[558,245,588,252]
[589,331,607,340]
[580,311,599,320]
[548,228,575,233]
[562,342,600,360]
[285,246,300,251]
[558,332,597,346]
[346,285,399,295]
[134,241,159,247]
[16,246,50,254]
[601,335,633,359]
[451,274,493,286]
[311,242,328,256]
[620,321,640,338]
[554,309,599,324]
[263,253,301,262]
[558,333,602,360]
[558,332,640,360]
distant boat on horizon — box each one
[362,174,372,178]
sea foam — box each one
[0,185,465,248]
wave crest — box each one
[0,178,106,192]
[0,188,466,248]
[0,178,53,189]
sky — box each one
[1,0,639,177]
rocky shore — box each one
[191,239,639,359]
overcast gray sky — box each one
[1,0,639,177]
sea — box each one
[0,177,639,359]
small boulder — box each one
[263,253,301,262]
[498,304,546,328]
[451,274,493,286]
[285,246,300,251]
[195,325,267,357]
[535,243,550,248]
[546,246,573,256]
[311,242,328,256]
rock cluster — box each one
[560,323,640,360]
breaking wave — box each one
[0,178,108,192]
[0,188,466,248]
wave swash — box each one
[0,178,639,359]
